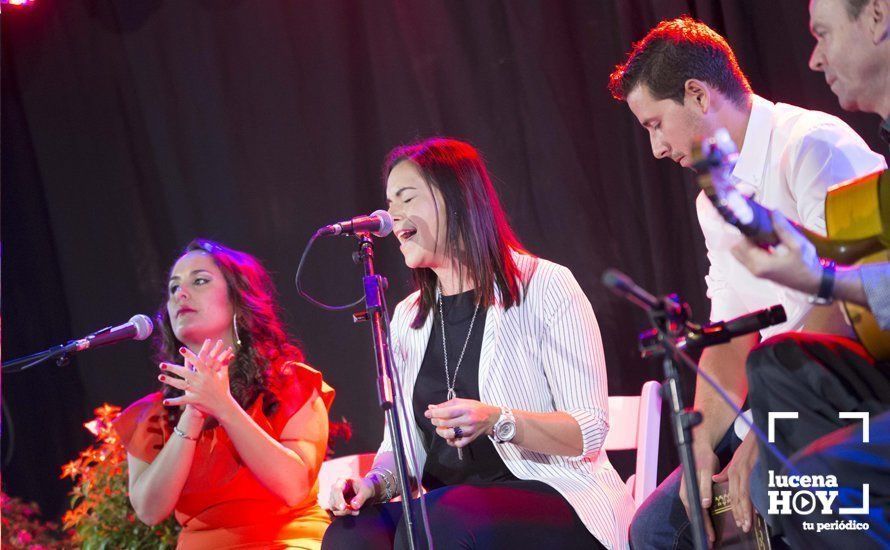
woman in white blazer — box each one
[323,138,633,549]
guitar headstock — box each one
[692,128,754,226]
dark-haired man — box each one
[609,16,886,549]
[730,0,890,546]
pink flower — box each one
[13,529,33,544]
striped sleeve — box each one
[374,293,418,459]
[539,264,610,461]
[861,263,890,330]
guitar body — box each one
[825,170,890,360]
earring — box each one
[233,314,242,347]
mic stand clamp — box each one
[350,233,421,550]
[642,295,709,550]
[4,338,81,373]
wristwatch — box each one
[808,259,836,306]
[491,406,516,444]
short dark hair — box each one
[609,16,752,107]
[383,138,530,329]
[844,0,870,19]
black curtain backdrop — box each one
[2,0,885,519]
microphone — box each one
[602,269,685,320]
[71,314,154,352]
[684,305,786,350]
[3,314,155,373]
[638,305,787,356]
[316,210,393,238]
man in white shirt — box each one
[608,16,886,548]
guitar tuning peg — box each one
[712,128,738,155]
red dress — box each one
[114,361,335,549]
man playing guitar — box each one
[609,15,886,548]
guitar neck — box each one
[709,191,883,264]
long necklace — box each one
[437,286,480,401]
[437,286,479,461]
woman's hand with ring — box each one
[159,339,236,419]
[424,398,500,448]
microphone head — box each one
[129,314,154,341]
[371,209,394,238]
[601,269,630,293]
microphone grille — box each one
[601,269,628,291]
[130,314,154,340]
[371,209,394,238]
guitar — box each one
[691,129,890,360]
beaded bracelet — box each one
[366,467,395,502]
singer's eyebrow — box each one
[168,269,213,282]
[385,186,417,205]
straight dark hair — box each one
[383,138,531,329]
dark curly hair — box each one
[156,239,304,426]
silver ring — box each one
[453,426,464,439]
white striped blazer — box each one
[376,252,634,549]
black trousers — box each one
[321,480,604,550]
[746,332,890,548]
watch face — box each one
[496,420,516,442]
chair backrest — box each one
[316,452,376,509]
[604,380,662,508]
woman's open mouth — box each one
[397,228,417,244]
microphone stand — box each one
[351,232,421,550]
[604,272,709,550]
[3,325,114,373]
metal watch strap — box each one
[492,406,516,443]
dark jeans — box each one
[746,332,890,548]
[629,428,741,549]
[321,480,603,550]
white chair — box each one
[604,380,663,509]
[318,381,663,510]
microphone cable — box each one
[294,231,365,311]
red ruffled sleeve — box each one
[112,392,169,463]
[267,361,335,436]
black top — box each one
[412,289,517,490]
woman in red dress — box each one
[114,239,334,549]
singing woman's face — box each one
[385,160,450,270]
[166,250,234,349]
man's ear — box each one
[684,79,711,113]
[868,0,889,44]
